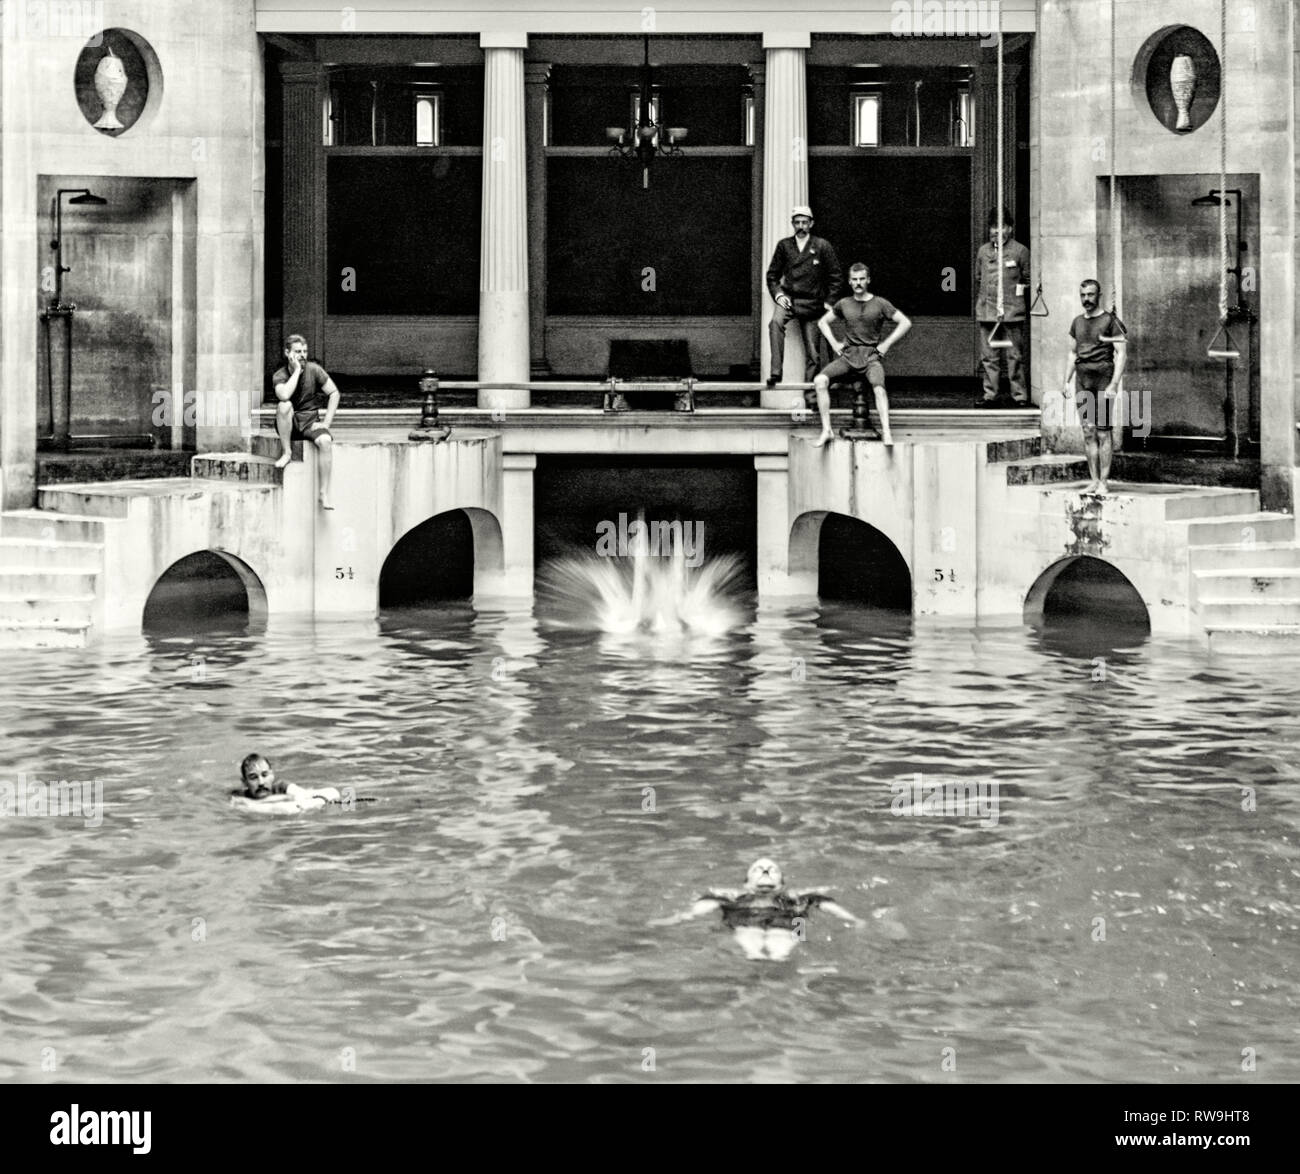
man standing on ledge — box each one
[1063,278,1127,495]
[765,206,843,389]
[271,334,339,510]
[974,206,1031,405]
[813,263,911,448]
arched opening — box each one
[816,513,912,610]
[379,509,475,609]
[142,550,267,634]
[1025,556,1151,651]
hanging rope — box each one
[1208,0,1238,358]
[995,7,1004,322]
[1109,0,1118,314]
[1218,0,1228,325]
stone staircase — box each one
[0,509,108,647]
[0,448,291,648]
[1187,510,1300,652]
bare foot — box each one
[880,431,894,447]
[274,451,292,469]
[319,494,334,511]
[814,430,834,448]
[1096,482,1108,495]
[1082,481,1098,494]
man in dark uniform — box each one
[1063,278,1127,495]
[974,206,1031,404]
[271,334,340,510]
[765,205,844,388]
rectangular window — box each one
[414,91,443,146]
[543,88,552,147]
[954,87,973,147]
[742,93,755,146]
[629,87,660,146]
[323,88,337,146]
[852,92,881,147]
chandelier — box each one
[605,36,688,189]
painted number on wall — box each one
[335,566,355,580]
[933,568,957,583]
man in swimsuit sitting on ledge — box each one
[651,857,864,961]
[271,334,340,510]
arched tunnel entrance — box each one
[142,550,267,634]
[534,456,757,583]
[1025,556,1151,649]
[379,510,476,608]
[815,513,912,609]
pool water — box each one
[1,601,1297,1083]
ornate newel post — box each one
[478,35,530,408]
[410,369,450,442]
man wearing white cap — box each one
[764,206,844,387]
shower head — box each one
[68,191,107,205]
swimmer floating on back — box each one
[651,858,864,961]
[231,753,366,814]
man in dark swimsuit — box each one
[271,334,341,510]
[1063,278,1128,494]
[651,858,864,960]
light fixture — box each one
[606,36,687,189]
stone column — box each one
[280,62,326,356]
[479,36,530,407]
[498,452,536,597]
[759,36,810,410]
[525,62,551,378]
[748,62,765,380]
[755,454,801,596]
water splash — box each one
[537,538,747,640]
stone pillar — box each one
[479,36,530,407]
[498,452,536,597]
[759,36,810,410]
[755,454,803,596]
[525,62,551,378]
[280,62,326,357]
[748,62,765,380]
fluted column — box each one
[280,61,326,354]
[525,62,551,378]
[748,62,765,379]
[478,37,530,406]
[759,37,810,409]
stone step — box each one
[0,621,92,649]
[192,452,284,485]
[0,594,96,625]
[0,569,98,597]
[1004,455,1089,486]
[1195,596,1300,626]
[1185,513,1295,547]
[0,510,110,543]
[0,537,104,571]
[1193,568,1300,600]
[1205,625,1300,654]
[1187,541,1300,572]
[1162,488,1261,520]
